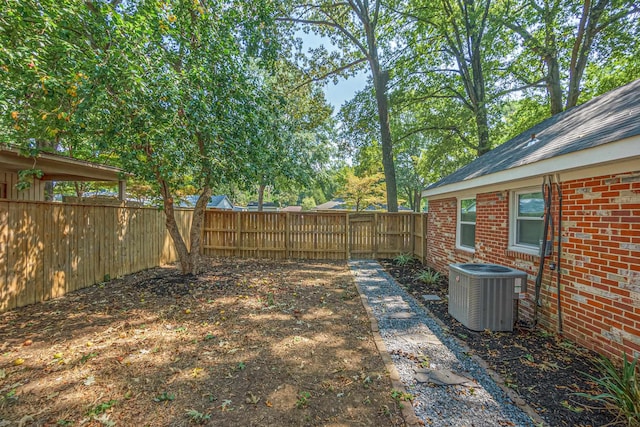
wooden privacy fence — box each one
[1,203,428,313]
[0,201,192,312]
[201,211,428,261]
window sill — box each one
[455,245,475,254]
[506,246,540,262]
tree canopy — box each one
[1,0,638,260]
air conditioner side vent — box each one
[448,263,528,332]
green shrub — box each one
[416,270,440,285]
[577,353,640,426]
[393,253,414,267]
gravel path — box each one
[349,260,536,427]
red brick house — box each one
[421,79,640,361]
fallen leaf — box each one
[265,400,273,407]
[13,358,24,366]
[22,340,33,346]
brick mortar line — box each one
[353,279,422,427]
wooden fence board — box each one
[1,202,427,313]
[0,201,192,313]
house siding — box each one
[426,170,640,362]
[0,171,45,201]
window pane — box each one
[460,199,476,222]
[517,220,543,246]
[518,192,544,217]
[460,223,476,248]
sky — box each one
[297,31,368,112]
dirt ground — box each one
[0,259,406,427]
[379,258,620,427]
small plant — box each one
[393,253,414,267]
[296,391,311,408]
[267,292,275,306]
[416,269,440,285]
[576,353,640,426]
[79,352,98,364]
[186,409,211,424]
[86,399,117,418]
[560,400,584,413]
[154,391,175,402]
[391,389,414,408]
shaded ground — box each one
[0,259,405,426]
[380,258,619,427]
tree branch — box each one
[291,57,367,91]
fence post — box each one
[236,211,241,257]
[373,212,378,259]
[285,212,290,259]
[423,213,428,264]
[345,213,350,260]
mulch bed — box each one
[379,258,620,427]
[0,259,406,426]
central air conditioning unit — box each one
[448,263,528,332]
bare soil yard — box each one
[0,259,405,427]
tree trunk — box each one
[159,180,211,275]
[405,187,414,212]
[566,0,607,109]
[257,184,266,212]
[369,53,398,212]
[546,55,564,115]
[474,102,490,155]
[414,190,422,212]
[187,186,211,275]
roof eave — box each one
[422,136,640,199]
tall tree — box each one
[501,0,640,114]
[3,0,283,274]
[285,0,400,211]
[397,0,520,157]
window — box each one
[0,182,6,199]
[458,198,476,250]
[511,189,544,251]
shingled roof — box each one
[425,78,640,193]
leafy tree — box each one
[338,170,386,211]
[245,60,335,211]
[301,196,317,210]
[3,0,283,274]
[500,0,640,114]
[284,0,400,211]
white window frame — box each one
[509,188,545,255]
[457,197,476,252]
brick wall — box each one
[425,171,640,361]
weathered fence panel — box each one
[0,201,192,312]
[202,211,418,261]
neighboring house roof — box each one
[246,201,279,211]
[313,198,347,211]
[178,194,233,209]
[0,145,123,182]
[208,195,233,209]
[423,78,640,198]
[314,198,414,212]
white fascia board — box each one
[422,135,640,200]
